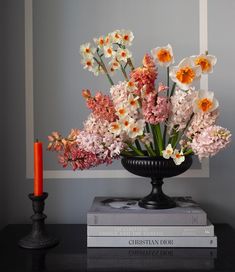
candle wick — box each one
[35,139,39,143]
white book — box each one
[87,236,217,248]
[87,221,214,237]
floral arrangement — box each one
[48,29,231,170]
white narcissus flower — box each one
[104,45,115,58]
[116,104,129,119]
[121,116,135,131]
[127,94,140,111]
[121,30,134,46]
[191,54,217,74]
[109,58,121,73]
[193,89,219,113]
[93,36,105,48]
[104,34,112,46]
[128,120,145,139]
[162,144,174,159]
[151,44,174,67]
[127,80,138,92]
[116,48,132,62]
[109,121,122,136]
[80,43,96,57]
[111,30,122,43]
[81,57,94,71]
[169,57,202,90]
[92,65,104,76]
[171,149,185,165]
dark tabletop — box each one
[0,224,235,271]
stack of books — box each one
[87,197,217,248]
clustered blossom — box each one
[186,110,220,140]
[80,29,134,76]
[142,91,170,125]
[49,31,231,168]
[190,126,231,160]
[167,88,197,133]
[130,54,158,96]
[83,90,117,122]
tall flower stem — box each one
[183,148,193,156]
[127,143,145,156]
[135,139,142,151]
[151,124,163,155]
[127,58,135,71]
[119,62,129,81]
[170,82,176,97]
[94,53,114,86]
[145,144,156,156]
[167,66,170,97]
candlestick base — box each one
[19,192,59,249]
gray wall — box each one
[0,0,6,230]
[2,0,235,228]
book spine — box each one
[87,225,214,237]
[87,236,217,248]
[87,212,207,226]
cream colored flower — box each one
[80,43,95,57]
[104,45,115,58]
[116,48,132,62]
[162,144,174,159]
[93,36,105,48]
[171,149,185,165]
[151,44,174,67]
[169,58,202,90]
[121,116,135,131]
[116,104,129,119]
[111,30,122,43]
[191,54,217,74]
[193,89,219,113]
[128,120,145,139]
[81,57,94,71]
[127,94,140,111]
[121,30,134,46]
[109,121,122,136]
[127,80,138,92]
[109,58,121,73]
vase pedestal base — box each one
[138,178,176,209]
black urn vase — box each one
[121,155,193,209]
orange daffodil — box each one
[193,90,219,113]
[169,57,202,90]
[151,44,174,67]
[191,54,217,74]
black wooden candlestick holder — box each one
[19,192,59,249]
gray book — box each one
[87,197,207,226]
[87,236,217,248]
[87,220,214,236]
[87,247,217,259]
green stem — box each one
[127,58,135,71]
[127,143,145,156]
[151,124,163,155]
[183,148,193,156]
[120,150,133,156]
[120,62,129,81]
[170,82,176,97]
[167,66,170,97]
[135,139,142,151]
[96,53,114,86]
[150,124,159,155]
[145,144,156,156]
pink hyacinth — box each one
[84,91,117,122]
[110,81,129,106]
[167,88,197,133]
[190,125,231,160]
[130,54,158,96]
[186,110,220,140]
[142,91,170,124]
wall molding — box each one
[25,0,209,179]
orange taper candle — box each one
[34,140,43,196]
